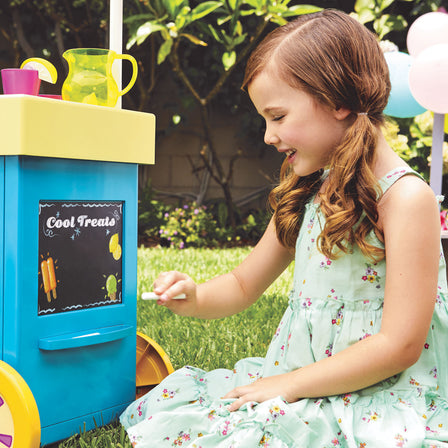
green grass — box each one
[45,247,294,447]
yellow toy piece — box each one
[136,332,174,399]
[20,57,58,84]
[0,360,40,448]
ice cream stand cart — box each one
[0,1,177,445]
[0,93,166,446]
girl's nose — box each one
[264,127,280,146]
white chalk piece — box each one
[141,292,186,300]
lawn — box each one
[47,247,294,447]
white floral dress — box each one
[121,167,448,447]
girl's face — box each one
[248,69,351,177]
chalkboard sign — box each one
[38,201,123,315]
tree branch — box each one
[199,143,221,186]
[54,20,65,57]
[170,38,204,105]
[11,7,34,57]
[226,149,242,184]
[205,16,270,104]
[198,105,228,185]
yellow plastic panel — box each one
[0,360,41,448]
[0,95,155,164]
[136,332,174,399]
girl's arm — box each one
[225,175,441,410]
[153,217,295,319]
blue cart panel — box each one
[1,156,137,445]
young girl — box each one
[121,9,448,447]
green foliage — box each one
[407,0,447,16]
[125,0,322,67]
[385,111,448,182]
[138,181,171,244]
[158,202,224,248]
[235,207,270,244]
[148,200,269,248]
[351,0,447,41]
[125,0,223,64]
[384,119,417,163]
[138,181,271,248]
[352,0,409,39]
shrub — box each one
[138,182,171,245]
[386,111,448,182]
[158,202,222,249]
[139,194,270,248]
[235,209,270,245]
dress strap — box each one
[378,166,426,196]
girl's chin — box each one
[292,164,318,177]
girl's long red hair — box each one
[243,10,390,261]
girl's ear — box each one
[333,106,352,121]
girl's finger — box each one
[222,387,242,400]
[227,395,257,412]
[227,398,243,412]
[224,384,253,398]
[160,279,189,301]
[153,271,184,293]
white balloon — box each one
[409,43,448,114]
[407,12,448,56]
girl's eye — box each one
[273,115,285,122]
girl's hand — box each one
[153,271,198,316]
[223,373,297,411]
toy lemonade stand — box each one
[0,95,154,446]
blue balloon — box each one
[384,51,426,118]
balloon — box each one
[407,12,448,56]
[409,43,448,114]
[383,51,426,118]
